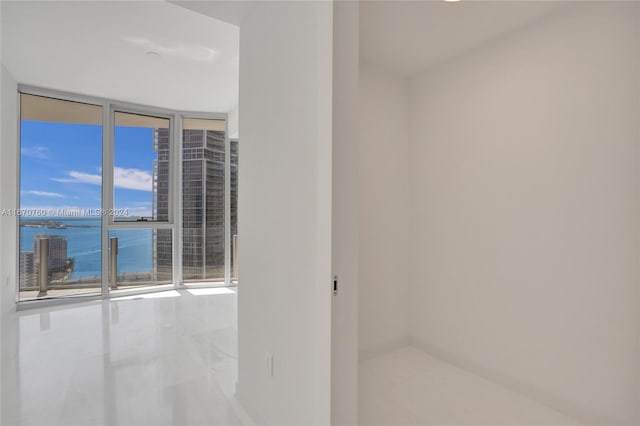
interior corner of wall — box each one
[227,104,239,140]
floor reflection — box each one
[1,288,246,426]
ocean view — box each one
[20,217,153,279]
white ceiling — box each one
[360,0,568,76]
[170,1,255,26]
[1,1,239,113]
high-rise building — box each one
[19,251,35,288]
[152,128,173,282]
[19,234,69,289]
[33,234,68,271]
[154,127,227,282]
[230,138,238,280]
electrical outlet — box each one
[266,352,274,377]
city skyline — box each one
[155,127,228,281]
[19,116,237,294]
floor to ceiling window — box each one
[17,88,234,303]
[109,110,174,291]
[181,117,228,284]
[230,138,239,284]
[18,94,103,301]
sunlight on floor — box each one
[2,288,247,426]
[187,287,235,296]
[111,290,182,301]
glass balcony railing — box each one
[108,228,173,292]
[19,217,102,300]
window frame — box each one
[15,84,231,309]
[177,113,230,286]
[108,103,176,227]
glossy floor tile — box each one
[1,288,252,426]
[359,347,583,426]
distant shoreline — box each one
[20,217,153,279]
[20,219,99,229]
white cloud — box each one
[113,168,153,191]
[52,167,153,192]
[22,190,64,198]
[21,146,50,159]
[68,171,102,185]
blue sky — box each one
[20,120,157,217]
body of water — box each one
[20,218,153,278]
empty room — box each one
[357,1,640,425]
[1,1,639,426]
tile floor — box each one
[2,289,587,426]
[1,288,252,426]
[359,346,583,426]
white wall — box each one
[236,2,333,425]
[408,3,640,424]
[331,1,359,425]
[0,62,18,425]
[358,62,410,359]
[0,64,17,321]
[227,104,239,140]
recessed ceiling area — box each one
[360,1,569,76]
[1,1,239,113]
